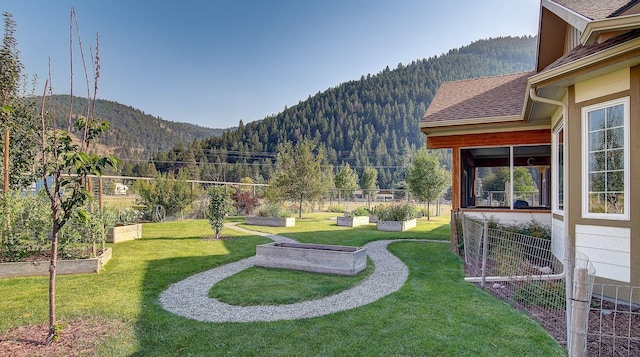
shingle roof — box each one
[544,29,640,71]
[552,0,637,20]
[421,72,533,126]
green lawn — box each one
[0,214,565,356]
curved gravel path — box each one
[159,224,443,323]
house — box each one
[420,0,640,289]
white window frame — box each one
[581,97,630,220]
[552,122,564,215]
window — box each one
[553,123,564,213]
[460,145,550,209]
[582,97,629,219]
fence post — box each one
[570,267,589,357]
[481,222,489,288]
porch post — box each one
[451,147,460,210]
[450,147,460,253]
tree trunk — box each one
[298,195,303,218]
[46,222,59,345]
[427,201,431,220]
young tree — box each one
[267,139,332,218]
[406,148,450,220]
[334,163,359,204]
[39,10,120,343]
[360,166,378,208]
[207,185,232,239]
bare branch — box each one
[67,8,73,132]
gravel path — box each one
[159,224,444,323]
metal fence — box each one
[455,212,639,356]
[460,214,569,345]
[84,175,448,220]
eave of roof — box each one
[530,29,640,87]
[581,13,640,45]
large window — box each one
[553,123,564,213]
[582,97,629,219]
[460,145,551,209]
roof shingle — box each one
[544,29,640,71]
[551,0,636,20]
[421,72,532,126]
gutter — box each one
[528,87,574,352]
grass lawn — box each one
[0,213,565,356]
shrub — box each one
[373,203,418,221]
[231,190,259,216]
[0,191,108,262]
[483,216,551,240]
[345,206,369,217]
[256,203,290,218]
[134,171,197,219]
[327,205,344,213]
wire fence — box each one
[454,212,639,356]
[459,213,569,345]
[83,175,449,221]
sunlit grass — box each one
[0,215,564,356]
[210,259,374,306]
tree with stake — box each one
[39,9,119,344]
[406,148,450,220]
[360,166,378,209]
[207,185,233,239]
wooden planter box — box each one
[245,216,295,227]
[369,215,378,223]
[0,248,112,279]
[377,218,417,232]
[107,224,142,243]
[255,242,366,276]
[337,216,370,227]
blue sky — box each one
[4,0,540,129]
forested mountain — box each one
[41,95,226,161]
[150,36,537,188]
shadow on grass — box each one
[130,235,564,356]
[131,233,269,356]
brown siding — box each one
[426,129,551,149]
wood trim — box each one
[630,65,640,285]
[452,148,460,210]
[427,129,551,149]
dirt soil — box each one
[0,317,127,357]
[587,298,640,356]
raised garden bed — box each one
[245,216,295,227]
[255,242,366,276]
[107,223,142,243]
[336,216,370,227]
[0,248,112,279]
[377,218,417,232]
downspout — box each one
[529,87,573,352]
